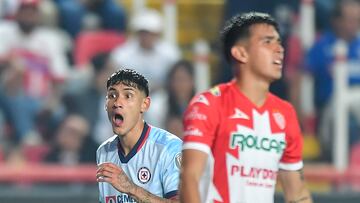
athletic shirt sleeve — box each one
[279,104,304,171]
[182,92,220,154]
[161,138,182,198]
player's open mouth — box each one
[113,113,124,126]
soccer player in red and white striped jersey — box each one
[180,12,312,203]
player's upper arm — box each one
[182,92,220,149]
[278,104,312,202]
[280,105,303,170]
[181,91,220,203]
[181,148,209,180]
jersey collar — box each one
[117,122,151,163]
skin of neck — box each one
[233,64,271,107]
[118,119,145,155]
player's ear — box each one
[231,45,248,63]
[140,96,151,113]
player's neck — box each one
[118,121,145,156]
[235,76,270,107]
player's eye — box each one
[125,93,133,99]
[107,92,117,99]
[264,39,271,44]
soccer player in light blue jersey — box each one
[96,69,182,203]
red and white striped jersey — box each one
[182,81,303,203]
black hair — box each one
[106,69,149,97]
[221,12,279,63]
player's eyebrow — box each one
[123,87,136,92]
[262,35,282,43]
[108,87,117,91]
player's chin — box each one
[112,127,126,136]
[270,72,282,81]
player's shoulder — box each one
[148,125,182,147]
[148,125,182,159]
[97,135,118,154]
[268,93,295,112]
[189,82,232,107]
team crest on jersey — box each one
[209,86,221,96]
[175,153,182,169]
[137,167,151,184]
[105,196,116,203]
[190,94,209,106]
[272,112,285,130]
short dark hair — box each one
[107,69,149,97]
[221,12,279,63]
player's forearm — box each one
[179,176,201,203]
[279,169,313,203]
[128,185,179,203]
[285,186,313,203]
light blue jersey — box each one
[97,123,182,203]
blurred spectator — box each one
[223,0,299,22]
[0,147,3,163]
[315,0,337,33]
[5,146,27,167]
[74,30,125,68]
[45,114,96,165]
[146,60,195,138]
[0,0,70,143]
[166,116,184,140]
[0,96,8,142]
[111,8,181,93]
[0,0,19,18]
[63,52,115,145]
[53,0,126,38]
[305,0,360,161]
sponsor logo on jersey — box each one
[106,194,136,203]
[209,86,221,96]
[190,94,209,106]
[230,165,278,181]
[185,106,207,121]
[137,167,151,184]
[272,112,286,130]
[229,108,250,120]
[184,126,203,137]
[230,133,286,154]
[175,153,182,169]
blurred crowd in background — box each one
[0,0,360,171]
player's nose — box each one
[276,43,284,54]
[113,97,124,108]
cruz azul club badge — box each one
[137,167,151,184]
